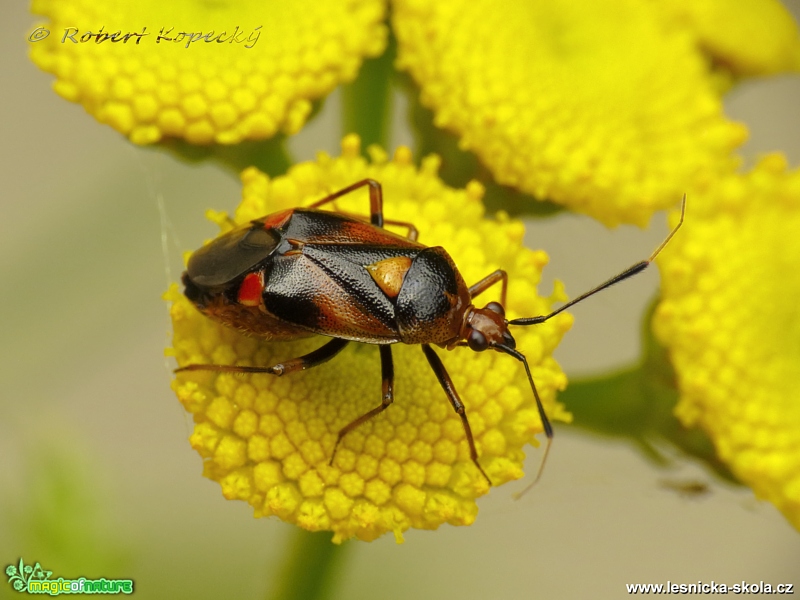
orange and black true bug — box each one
[177,179,684,486]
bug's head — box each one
[182,222,279,309]
[462,300,553,494]
[462,302,516,352]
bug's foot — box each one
[174,363,285,375]
[473,459,492,487]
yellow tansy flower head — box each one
[654,154,800,530]
[393,0,748,226]
[168,135,572,542]
[654,0,800,76]
[30,0,386,144]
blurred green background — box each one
[3,2,800,599]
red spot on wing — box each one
[238,272,264,306]
[261,209,294,231]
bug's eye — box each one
[467,330,489,352]
[187,225,279,287]
[486,302,505,316]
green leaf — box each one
[561,299,738,483]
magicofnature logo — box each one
[5,558,134,594]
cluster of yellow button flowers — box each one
[31,0,799,226]
[168,136,572,542]
[30,0,386,144]
[393,0,799,227]
[654,154,800,529]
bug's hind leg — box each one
[309,179,385,227]
[309,179,420,240]
[380,217,419,241]
[330,345,395,465]
[421,344,492,486]
[175,337,349,375]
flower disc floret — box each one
[654,154,800,530]
[30,0,386,144]
[168,135,572,542]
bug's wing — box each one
[263,245,422,343]
[259,209,430,343]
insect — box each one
[659,478,711,499]
[177,179,685,487]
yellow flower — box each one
[653,0,800,76]
[393,0,759,226]
[654,154,800,530]
[167,135,572,542]
[30,0,386,144]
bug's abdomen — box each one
[395,247,470,345]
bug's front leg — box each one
[421,344,492,486]
[330,345,395,465]
[468,269,508,306]
[175,337,349,375]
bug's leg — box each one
[509,195,686,327]
[381,218,419,241]
[175,338,349,375]
[333,211,419,240]
[421,344,492,486]
[330,345,395,465]
[493,344,553,499]
[309,180,420,239]
[468,269,508,306]
[309,179,385,227]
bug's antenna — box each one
[494,344,553,498]
[508,195,686,328]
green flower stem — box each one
[270,530,351,600]
[400,73,480,188]
[342,32,396,149]
[482,180,563,218]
